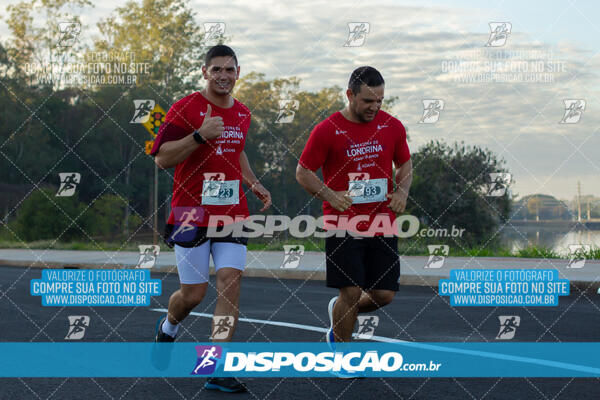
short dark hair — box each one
[205,45,238,67]
[348,66,384,94]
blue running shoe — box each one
[326,296,338,351]
[205,377,247,393]
[331,368,361,379]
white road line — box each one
[149,308,408,342]
[149,308,600,375]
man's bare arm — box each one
[154,135,200,169]
[240,150,271,211]
[386,159,413,213]
[394,158,413,198]
[154,104,224,169]
[295,164,352,212]
[239,151,259,187]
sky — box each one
[1,0,599,200]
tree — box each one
[408,141,511,245]
[234,73,346,218]
[12,188,87,241]
[88,0,210,236]
[84,194,142,238]
[94,0,206,100]
[4,0,92,89]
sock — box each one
[162,318,179,337]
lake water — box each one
[498,223,600,255]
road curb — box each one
[3,259,597,293]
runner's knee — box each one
[371,291,394,307]
[339,286,362,306]
[216,269,242,295]
[180,286,206,306]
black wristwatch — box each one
[193,129,207,144]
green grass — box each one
[514,246,560,259]
[0,225,598,260]
[462,247,514,258]
[0,240,141,252]
[246,238,324,252]
[1,238,598,259]
[587,248,600,259]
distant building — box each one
[511,194,572,220]
[568,194,600,221]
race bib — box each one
[348,178,387,204]
[201,179,240,205]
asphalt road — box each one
[1,266,599,399]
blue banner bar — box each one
[1,342,600,377]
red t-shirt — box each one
[150,92,251,227]
[299,110,410,233]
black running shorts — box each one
[325,235,400,291]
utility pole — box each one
[577,181,582,222]
[154,163,158,245]
[138,103,167,246]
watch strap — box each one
[193,129,207,144]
